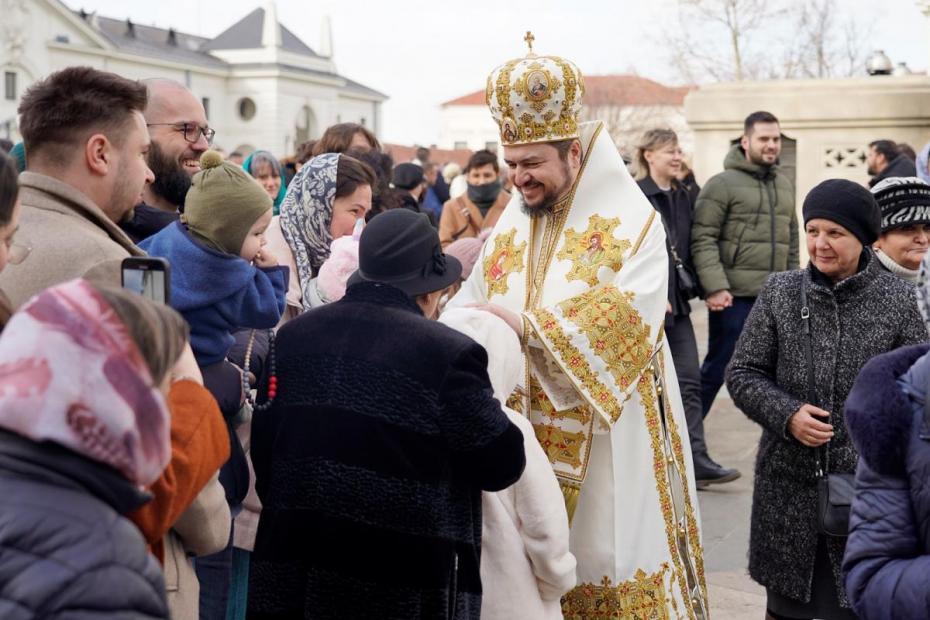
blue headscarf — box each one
[243,150,287,214]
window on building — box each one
[4,72,16,101]
[454,141,467,150]
[202,97,210,119]
[485,141,498,153]
[237,97,256,121]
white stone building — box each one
[0,0,386,157]
[438,75,694,159]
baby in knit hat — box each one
[140,150,289,366]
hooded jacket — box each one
[691,145,798,297]
[843,344,930,620]
[140,221,288,366]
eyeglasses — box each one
[146,122,216,146]
[7,242,30,265]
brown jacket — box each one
[0,172,143,308]
[129,380,232,620]
[438,190,510,248]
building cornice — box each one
[46,41,231,77]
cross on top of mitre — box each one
[524,31,535,55]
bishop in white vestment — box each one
[447,36,709,619]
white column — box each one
[918,1,930,73]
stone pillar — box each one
[919,1,930,74]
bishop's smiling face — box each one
[504,140,581,218]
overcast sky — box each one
[66,0,929,145]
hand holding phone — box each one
[121,257,171,305]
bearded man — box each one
[690,111,799,422]
[120,78,213,242]
[448,35,708,618]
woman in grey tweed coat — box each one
[726,180,927,620]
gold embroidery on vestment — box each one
[656,355,709,606]
[561,565,672,620]
[557,215,631,286]
[632,210,658,255]
[558,286,654,394]
[639,374,699,620]
[483,228,526,298]
[532,422,586,469]
[531,306,623,423]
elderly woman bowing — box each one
[726,179,927,620]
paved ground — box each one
[689,304,768,619]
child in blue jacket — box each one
[141,150,288,366]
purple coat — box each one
[843,343,930,620]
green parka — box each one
[691,145,799,297]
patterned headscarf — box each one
[0,280,171,486]
[279,152,341,313]
[917,250,930,336]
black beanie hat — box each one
[802,179,881,245]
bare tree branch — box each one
[666,0,873,83]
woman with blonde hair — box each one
[635,128,740,487]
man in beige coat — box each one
[0,67,152,307]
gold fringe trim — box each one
[560,480,582,525]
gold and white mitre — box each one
[486,31,585,146]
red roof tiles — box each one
[441,75,694,108]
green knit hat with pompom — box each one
[182,150,273,255]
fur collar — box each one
[845,343,930,476]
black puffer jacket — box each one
[725,253,927,606]
[0,429,169,619]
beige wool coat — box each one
[164,474,231,620]
[0,172,144,308]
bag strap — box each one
[655,208,686,268]
[801,276,829,475]
[450,197,477,241]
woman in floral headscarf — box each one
[265,152,376,322]
[227,153,376,618]
[0,280,190,618]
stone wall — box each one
[685,74,930,259]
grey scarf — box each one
[279,153,340,313]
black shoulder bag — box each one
[657,210,702,300]
[800,276,855,538]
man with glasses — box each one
[120,78,214,243]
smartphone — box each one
[121,257,171,305]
